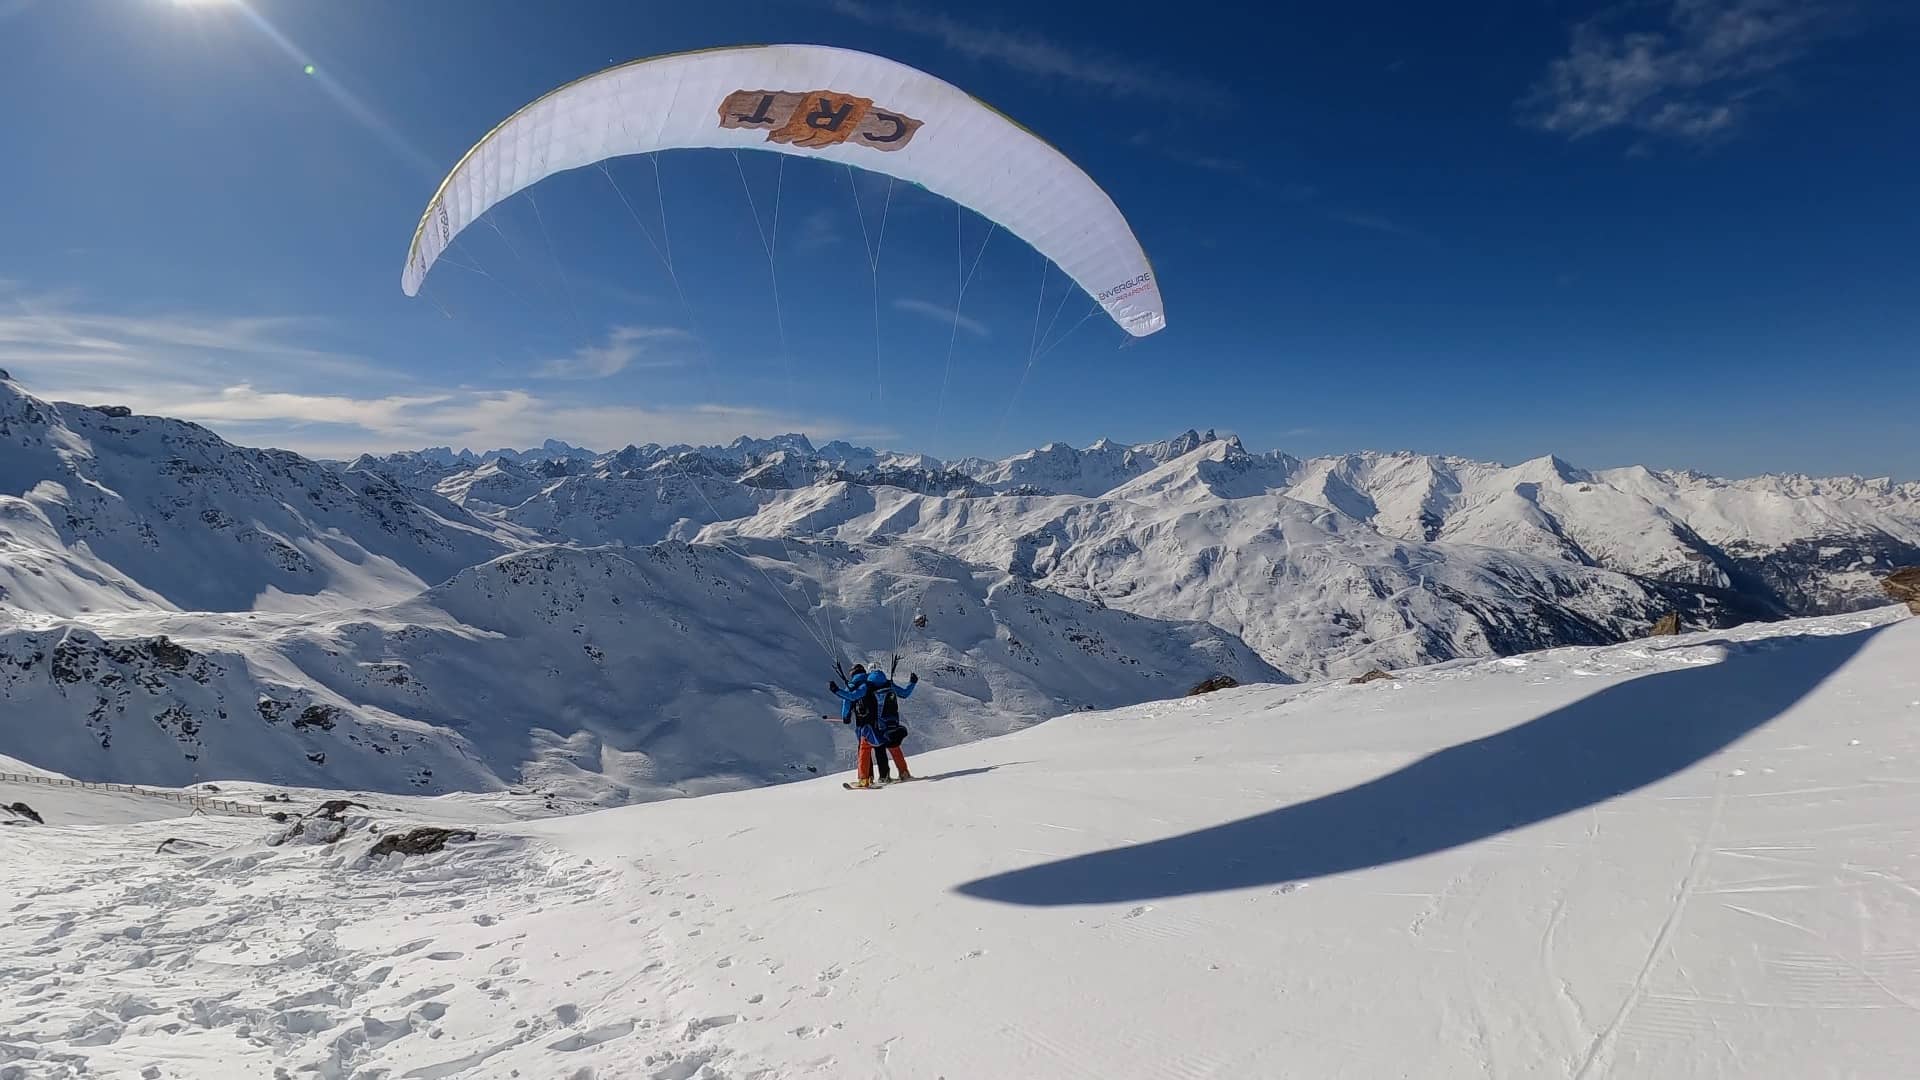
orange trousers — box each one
[857,739,911,782]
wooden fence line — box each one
[0,771,267,816]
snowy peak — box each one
[963,428,1252,498]
[1104,438,1296,503]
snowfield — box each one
[5,607,1916,1079]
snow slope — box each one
[0,377,506,617]
[718,463,1768,679]
[1169,445,1920,613]
[1,540,1278,801]
[3,607,1914,1078]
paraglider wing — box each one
[401,44,1165,337]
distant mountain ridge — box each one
[3,372,1914,801]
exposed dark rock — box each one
[88,404,134,418]
[313,799,367,820]
[1647,612,1683,637]
[144,636,193,670]
[1719,535,1920,616]
[369,826,476,858]
[5,801,45,824]
[293,704,339,731]
[1883,567,1920,612]
[1349,670,1393,685]
[1186,674,1239,696]
[270,798,367,845]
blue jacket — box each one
[834,670,915,742]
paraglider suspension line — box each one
[848,167,895,402]
[931,205,997,452]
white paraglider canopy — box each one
[402,43,1165,337]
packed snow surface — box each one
[5,607,1916,1078]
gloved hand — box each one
[828,681,840,693]
[908,672,918,684]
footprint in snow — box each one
[553,1003,580,1025]
[684,1014,738,1040]
[548,1020,636,1052]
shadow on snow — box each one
[955,625,1887,906]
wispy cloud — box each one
[137,386,852,460]
[829,0,1225,104]
[1323,210,1426,240]
[792,209,844,253]
[1127,130,1249,176]
[1124,130,1317,201]
[893,298,989,339]
[0,288,852,459]
[534,325,692,380]
[1522,0,1848,144]
[0,286,378,390]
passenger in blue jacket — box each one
[830,663,917,787]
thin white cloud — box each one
[0,288,381,390]
[1324,210,1425,240]
[1125,130,1255,178]
[0,290,855,459]
[534,325,692,380]
[1522,0,1844,144]
[829,0,1225,104]
[893,298,990,339]
[126,385,854,459]
[792,209,844,253]
[1124,131,1317,202]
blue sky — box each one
[1,0,1914,478]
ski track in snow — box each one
[3,609,1918,1078]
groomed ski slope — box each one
[4,608,1918,1079]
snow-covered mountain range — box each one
[3,371,1915,800]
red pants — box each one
[857,739,910,782]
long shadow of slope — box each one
[956,625,1887,906]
